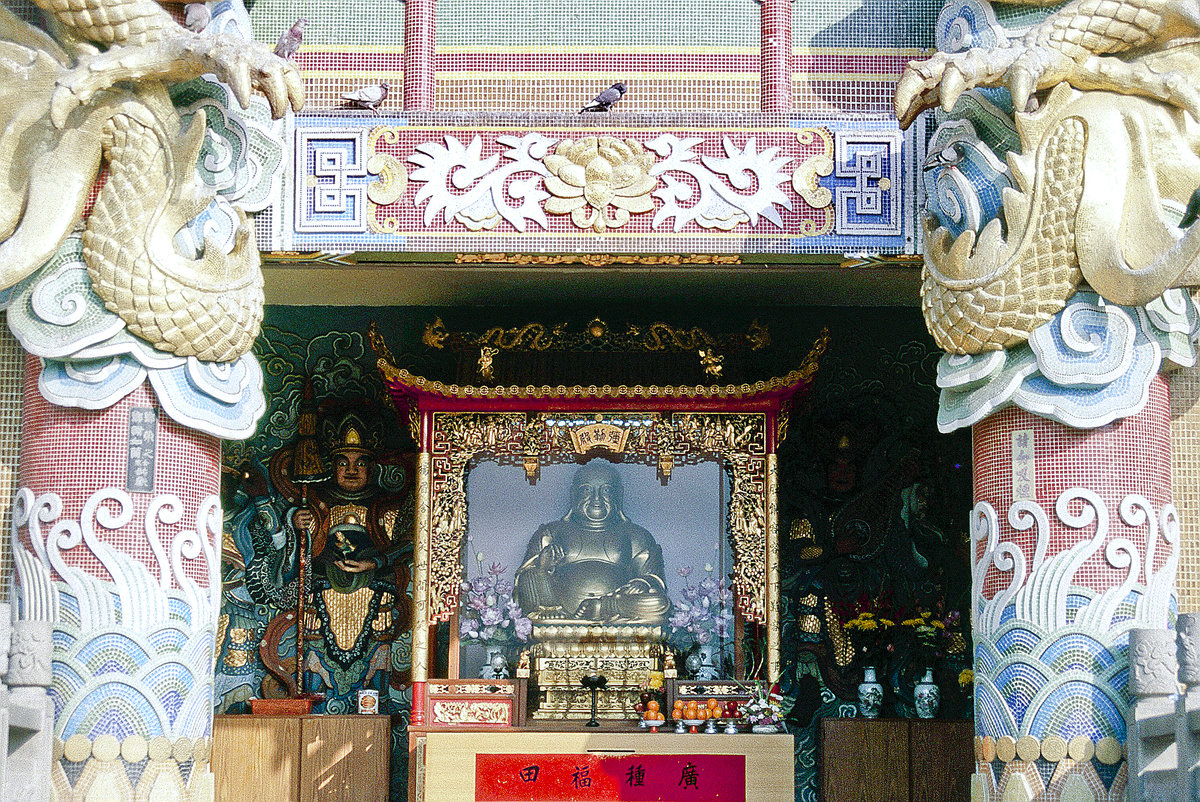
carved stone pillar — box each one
[16,364,221,800]
[968,380,1177,801]
[1177,614,1200,797]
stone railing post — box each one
[1177,614,1200,799]
[1128,628,1179,802]
[3,616,54,800]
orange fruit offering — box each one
[647,700,659,713]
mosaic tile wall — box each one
[241,0,941,112]
[0,323,22,594]
[1170,362,1200,613]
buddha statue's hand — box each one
[607,579,670,625]
[535,541,565,572]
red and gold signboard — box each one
[475,753,746,801]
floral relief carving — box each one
[542,137,657,232]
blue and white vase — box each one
[857,666,883,718]
[914,668,940,719]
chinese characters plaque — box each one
[475,753,746,801]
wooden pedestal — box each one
[820,718,973,802]
[213,714,391,802]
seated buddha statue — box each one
[515,461,670,626]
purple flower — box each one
[513,616,533,641]
[480,607,503,627]
[468,595,488,612]
[489,562,506,576]
[698,577,717,595]
[696,630,712,645]
[460,620,479,640]
[669,609,692,629]
[677,566,694,578]
[495,579,514,596]
[470,576,489,594]
[682,585,699,602]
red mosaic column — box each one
[760,0,793,112]
[404,0,436,110]
[18,355,222,797]
[966,377,1176,799]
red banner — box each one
[475,753,746,801]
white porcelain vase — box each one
[857,666,883,718]
[914,668,940,719]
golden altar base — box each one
[527,623,666,720]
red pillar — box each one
[760,0,793,112]
[404,0,436,110]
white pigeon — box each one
[274,17,306,60]
[342,82,390,114]
[183,2,210,33]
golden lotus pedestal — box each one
[525,623,666,720]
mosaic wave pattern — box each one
[971,488,1178,743]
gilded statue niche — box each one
[425,412,770,627]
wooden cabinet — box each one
[213,714,391,802]
[820,718,973,802]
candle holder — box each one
[581,673,607,728]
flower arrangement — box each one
[900,607,961,666]
[458,556,533,648]
[741,684,785,730]
[668,564,734,649]
[842,610,896,666]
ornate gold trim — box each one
[413,450,431,684]
[376,325,829,403]
[425,411,772,627]
[453,253,742,266]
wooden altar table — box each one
[411,722,794,801]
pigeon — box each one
[183,2,210,33]
[342,82,390,114]
[274,17,306,60]
[1181,185,1200,228]
[579,82,627,113]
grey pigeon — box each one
[183,2,210,33]
[342,82,390,114]
[274,17,306,60]
[579,82,627,113]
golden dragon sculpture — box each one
[895,0,1200,353]
[0,0,303,361]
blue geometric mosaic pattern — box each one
[975,614,1132,742]
[936,289,1200,432]
[13,488,220,742]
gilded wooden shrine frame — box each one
[371,322,828,726]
